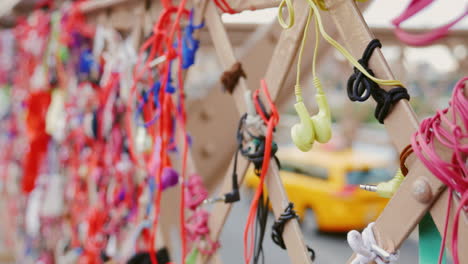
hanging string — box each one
[411,77,468,264]
[253,193,269,264]
[278,0,403,89]
[391,0,468,46]
[271,203,316,261]
[176,25,189,263]
[123,1,194,262]
[243,80,279,264]
[213,0,237,14]
[346,39,410,124]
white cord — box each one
[244,90,266,136]
[348,222,399,264]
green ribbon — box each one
[185,248,199,264]
[419,213,446,264]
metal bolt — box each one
[412,177,433,203]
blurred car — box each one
[244,145,393,232]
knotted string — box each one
[271,203,316,261]
[221,62,246,94]
[347,39,410,124]
[348,222,399,264]
[411,77,468,264]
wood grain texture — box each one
[319,0,466,263]
[200,1,313,263]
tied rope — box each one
[348,223,399,264]
[271,203,316,261]
[213,0,237,14]
[411,77,468,264]
[221,62,246,94]
[243,80,279,264]
[399,144,414,176]
[347,39,410,124]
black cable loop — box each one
[347,39,410,124]
[236,101,279,175]
[271,203,316,261]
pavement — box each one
[218,191,419,264]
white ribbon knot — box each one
[348,222,399,264]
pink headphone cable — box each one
[392,0,468,46]
[411,76,468,264]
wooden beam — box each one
[0,0,21,17]
[201,1,312,263]
[198,0,374,260]
[187,22,279,190]
[232,0,278,11]
[315,0,467,262]
[79,0,275,16]
[79,0,143,14]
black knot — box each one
[240,136,278,175]
[347,39,410,124]
[271,203,316,261]
[237,115,279,176]
[373,86,410,124]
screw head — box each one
[412,177,433,203]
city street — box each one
[219,191,419,264]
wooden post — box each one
[198,0,371,262]
[317,0,467,262]
[200,1,313,263]
[80,0,143,14]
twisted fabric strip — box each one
[348,222,399,264]
[271,203,316,261]
[399,144,414,176]
[221,62,246,94]
[347,39,410,124]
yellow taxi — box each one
[244,145,392,232]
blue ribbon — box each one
[182,10,204,69]
[134,82,161,128]
[78,49,96,75]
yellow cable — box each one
[278,0,327,29]
[295,7,313,102]
[306,0,403,87]
[279,0,404,88]
[295,7,324,103]
[278,0,295,29]
[312,11,319,81]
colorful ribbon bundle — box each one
[0,1,217,263]
[411,77,468,264]
[391,0,468,46]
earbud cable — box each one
[281,0,404,96]
[294,6,324,103]
[294,7,313,102]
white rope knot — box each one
[348,222,399,264]
[244,90,266,136]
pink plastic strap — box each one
[392,0,468,46]
[411,76,468,264]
